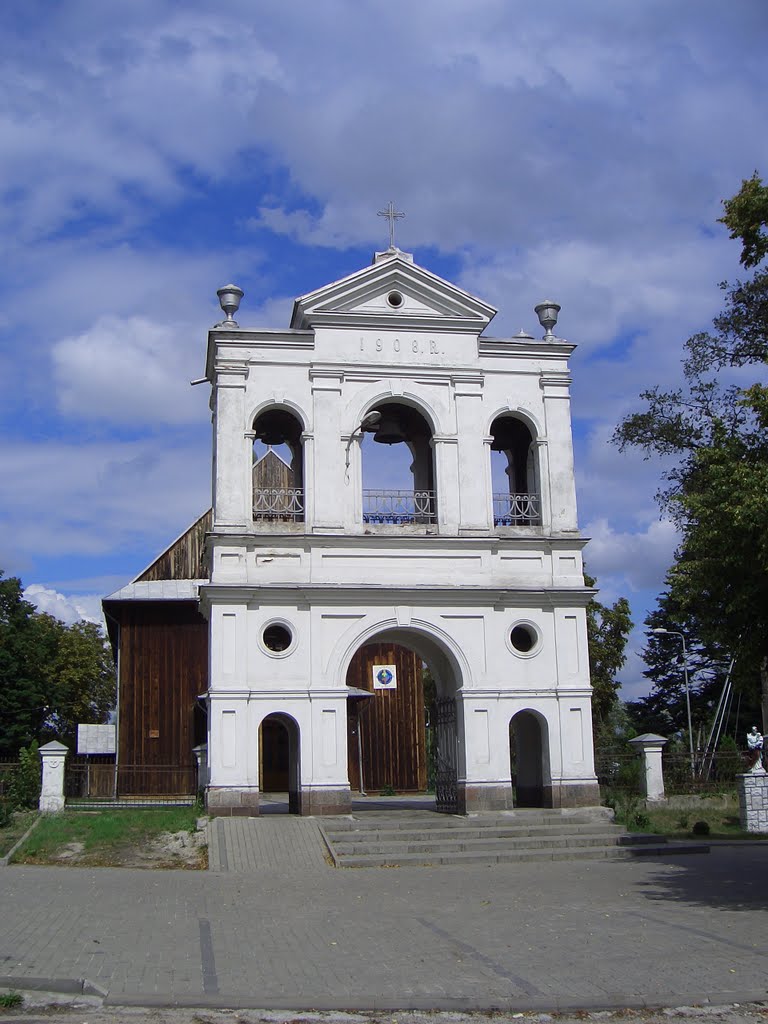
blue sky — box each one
[1,0,766,699]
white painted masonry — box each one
[38,740,68,813]
[200,248,599,815]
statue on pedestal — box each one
[747,726,765,773]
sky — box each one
[1,0,766,700]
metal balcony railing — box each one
[493,492,541,526]
[253,487,305,522]
[363,489,436,524]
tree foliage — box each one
[614,174,768,731]
[584,571,633,730]
[0,570,115,758]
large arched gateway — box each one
[106,242,600,815]
[343,625,465,812]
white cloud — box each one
[53,315,206,424]
[583,516,678,594]
[0,439,210,563]
[24,584,104,627]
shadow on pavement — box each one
[634,846,768,910]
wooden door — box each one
[346,643,427,792]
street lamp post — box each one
[652,628,695,774]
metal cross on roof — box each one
[377,201,405,249]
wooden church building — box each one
[104,242,600,814]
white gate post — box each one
[39,740,69,813]
[629,733,667,802]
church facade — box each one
[195,245,599,815]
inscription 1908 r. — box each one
[359,336,445,357]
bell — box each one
[254,410,295,446]
[373,413,407,445]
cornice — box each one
[199,583,595,608]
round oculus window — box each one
[509,624,537,655]
[386,290,404,308]
[262,623,293,654]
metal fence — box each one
[65,758,197,807]
[595,748,750,797]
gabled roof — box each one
[290,249,496,333]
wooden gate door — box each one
[346,643,427,792]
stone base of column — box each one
[457,782,514,813]
[737,770,768,833]
[546,781,602,808]
[297,787,352,816]
[40,795,66,813]
[206,786,260,817]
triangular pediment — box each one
[290,251,496,333]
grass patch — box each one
[0,991,23,1009]
[632,796,767,841]
[12,807,204,867]
[0,810,37,858]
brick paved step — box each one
[336,842,708,868]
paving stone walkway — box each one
[1,841,767,1011]
[209,816,331,872]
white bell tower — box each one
[200,245,598,816]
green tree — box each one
[614,176,768,730]
[584,571,633,731]
[0,570,116,757]
[44,619,116,747]
[0,573,55,758]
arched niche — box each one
[489,414,541,525]
[252,408,304,522]
[360,401,436,525]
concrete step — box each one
[331,832,625,856]
[323,809,612,832]
[319,807,710,868]
[335,842,708,868]
[324,823,626,844]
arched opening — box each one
[259,713,301,814]
[252,408,304,522]
[509,710,549,807]
[490,415,541,525]
[360,402,436,525]
[345,628,462,813]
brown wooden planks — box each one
[345,643,426,793]
[113,601,208,794]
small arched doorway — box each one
[510,710,549,807]
[259,713,301,813]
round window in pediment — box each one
[386,290,404,308]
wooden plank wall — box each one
[116,602,208,793]
[346,643,427,793]
[137,509,212,582]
